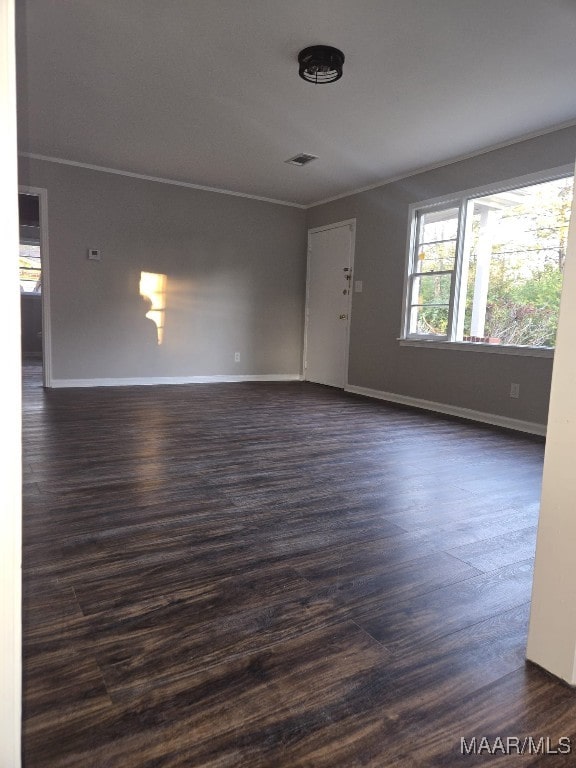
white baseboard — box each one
[51,373,303,388]
[345,384,547,436]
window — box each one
[402,171,574,349]
[19,241,42,293]
[19,194,41,293]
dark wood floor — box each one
[22,361,576,766]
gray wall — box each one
[18,127,576,425]
[307,126,576,426]
[18,158,307,381]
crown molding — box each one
[18,153,306,209]
[19,116,576,211]
[305,117,576,208]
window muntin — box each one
[403,173,573,348]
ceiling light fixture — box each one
[298,45,345,84]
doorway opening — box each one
[18,188,51,386]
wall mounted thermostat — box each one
[87,248,101,261]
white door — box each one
[304,221,355,388]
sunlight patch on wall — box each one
[140,271,167,344]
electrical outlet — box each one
[234,352,241,363]
[510,383,520,399]
[87,248,101,261]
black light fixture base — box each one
[298,45,345,84]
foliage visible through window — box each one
[19,243,42,293]
[404,174,573,347]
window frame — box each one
[400,164,574,351]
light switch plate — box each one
[87,248,101,261]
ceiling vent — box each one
[285,153,318,167]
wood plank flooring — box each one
[21,361,576,766]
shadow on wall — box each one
[137,295,159,346]
[106,278,166,376]
[121,291,160,356]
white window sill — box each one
[398,338,554,358]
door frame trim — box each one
[303,218,356,387]
[19,185,52,387]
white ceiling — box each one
[15,0,576,207]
